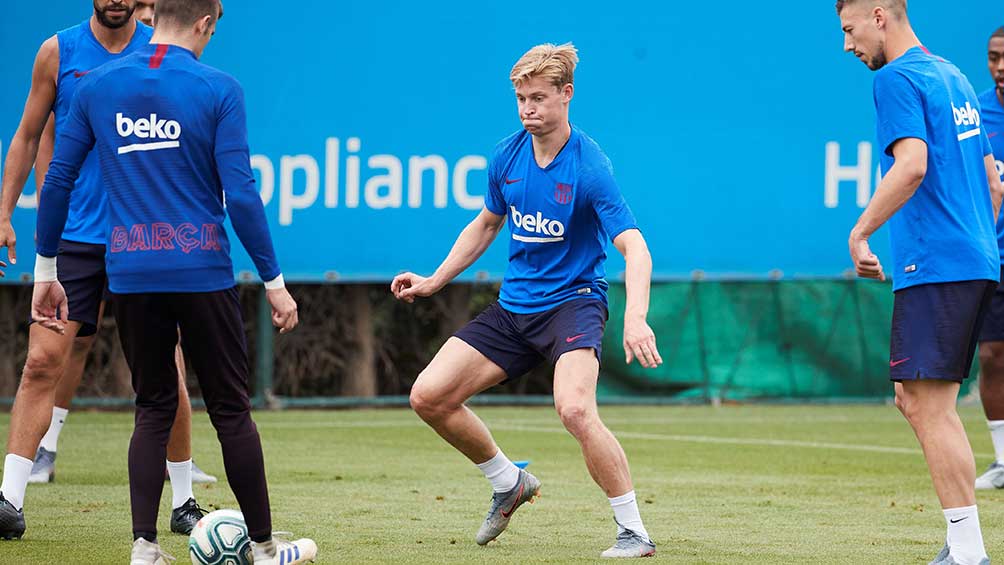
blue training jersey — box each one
[484,125,638,314]
[873,46,998,291]
[54,19,153,245]
[37,43,280,294]
[979,87,1004,263]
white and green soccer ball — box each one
[188,509,252,565]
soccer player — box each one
[837,2,1004,563]
[30,1,318,562]
[392,43,661,558]
[28,0,216,499]
[135,0,157,26]
[0,0,208,539]
[975,26,1004,491]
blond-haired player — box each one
[392,43,660,558]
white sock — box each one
[38,407,69,453]
[609,490,650,541]
[475,450,520,493]
[944,505,987,564]
[988,420,1004,464]
[167,459,194,509]
[1,454,33,510]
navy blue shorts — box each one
[454,298,608,382]
[29,239,110,337]
[978,268,1004,343]
[889,279,996,382]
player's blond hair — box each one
[509,43,578,89]
[835,0,907,19]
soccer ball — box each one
[188,509,253,565]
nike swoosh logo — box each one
[889,358,911,368]
[566,334,586,344]
[73,70,90,78]
[500,483,524,518]
[950,517,968,524]
[990,132,1000,139]
[505,178,523,185]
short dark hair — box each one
[835,0,907,18]
[993,27,1004,40]
[154,0,223,29]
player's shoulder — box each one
[571,126,614,179]
[492,128,530,157]
[193,62,244,96]
[978,87,1000,108]
[135,21,154,41]
[54,18,89,43]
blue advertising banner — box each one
[1,1,1001,282]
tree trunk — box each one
[342,285,377,397]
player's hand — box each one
[0,219,15,277]
[391,272,442,303]
[31,280,68,334]
[624,316,662,369]
[266,287,298,334]
[849,232,885,281]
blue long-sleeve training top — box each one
[37,42,280,293]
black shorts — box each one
[979,268,1004,343]
[454,298,608,382]
[29,239,110,337]
[889,279,996,382]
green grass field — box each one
[1,405,1003,564]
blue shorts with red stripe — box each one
[889,278,996,382]
[454,298,607,382]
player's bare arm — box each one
[34,115,56,194]
[848,137,928,281]
[0,36,59,273]
[613,228,662,369]
[986,154,1004,220]
[391,207,506,302]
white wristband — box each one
[264,274,285,290]
[34,254,57,282]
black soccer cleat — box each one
[170,497,207,535]
[0,493,25,540]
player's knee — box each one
[409,379,445,420]
[21,347,64,385]
[556,401,594,435]
[979,343,1004,378]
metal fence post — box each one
[255,287,274,408]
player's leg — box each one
[27,332,92,485]
[174,287,315,563]
[553,349,655,558]
[975,282,1004,489]
[891,280,992,565]
[165,342,209,535]
[112,292,183,545]
[409,337,510,463]
[411,303,542,545]
[977,341,1004,488]
[25,242,107,486]
[0,322,81,538]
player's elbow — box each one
[900,157,927,188]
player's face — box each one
[134,0,155,26]
[93,0,136,29]
[989,37,1004,92]
[515,76,572,137]
[840,4,888,71]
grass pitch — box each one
[0,405,1002,564]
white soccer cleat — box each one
[191,460,218,484]
[251,533,317,564]
[975,461,1004,490]
[130,537,175,564]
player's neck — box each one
[149,31,201,58]
[89,15,137,54]
[883,25,922,65]
[531,122,572,168]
